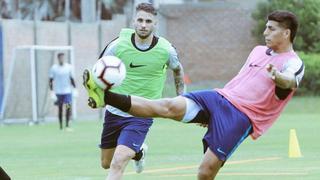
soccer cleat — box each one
[134,143,148,173]
[82,69,105,108]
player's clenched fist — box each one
[266,64,278,80]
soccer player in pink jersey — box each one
[83,10,304,179]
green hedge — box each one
[296,52,320,95]
[252,0,320,53]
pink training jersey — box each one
[216,46,304,139]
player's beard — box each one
[137,30,152,39]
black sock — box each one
[132,150,143,161]
[104,91,131,112]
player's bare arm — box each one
[173,63,186,95]
[167,45,186,95]
[266,64,296,89]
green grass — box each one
[0,96,320,179]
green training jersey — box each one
[111,28,172,99]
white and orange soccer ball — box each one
[92,56,126,90]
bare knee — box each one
[198,164,217,180]
[161,97,185,120]
[109,153,132,171]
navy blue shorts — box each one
[55,93,72,106]
[100,110,153,152]
[183,90,252,161]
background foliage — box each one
[296,52,320,95]
[252,0,320,53]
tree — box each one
[252,0,320,53]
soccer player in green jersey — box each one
[84,3,185,179]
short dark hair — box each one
[57,53,64,58]
[268,10,298,42]
[136,3,157,16]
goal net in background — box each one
[0,45,76,124]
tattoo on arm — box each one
[173,64,186,95]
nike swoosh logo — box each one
[249,63,261,67]
[130,62,146,68]
[132,143,140,147]
[217,147,227,156]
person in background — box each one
[49,52,76,131]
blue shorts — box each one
[100,110,153,152]
[55,94,72,106]
[183,90,252,161]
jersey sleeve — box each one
[283,57,305,87]
[102,39,119,57]
[167,45,181,70]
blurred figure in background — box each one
[49,52,76,131]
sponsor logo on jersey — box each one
[129,62,147,68]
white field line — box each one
[124,156,281,175]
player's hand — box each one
[50,91,57,101]
[266,64,278,80]
[72,89,78,98]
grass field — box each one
[1,96,320,180]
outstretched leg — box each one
[83,68,187,121]
[128,95,187,121]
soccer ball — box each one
[92,56,126,90]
